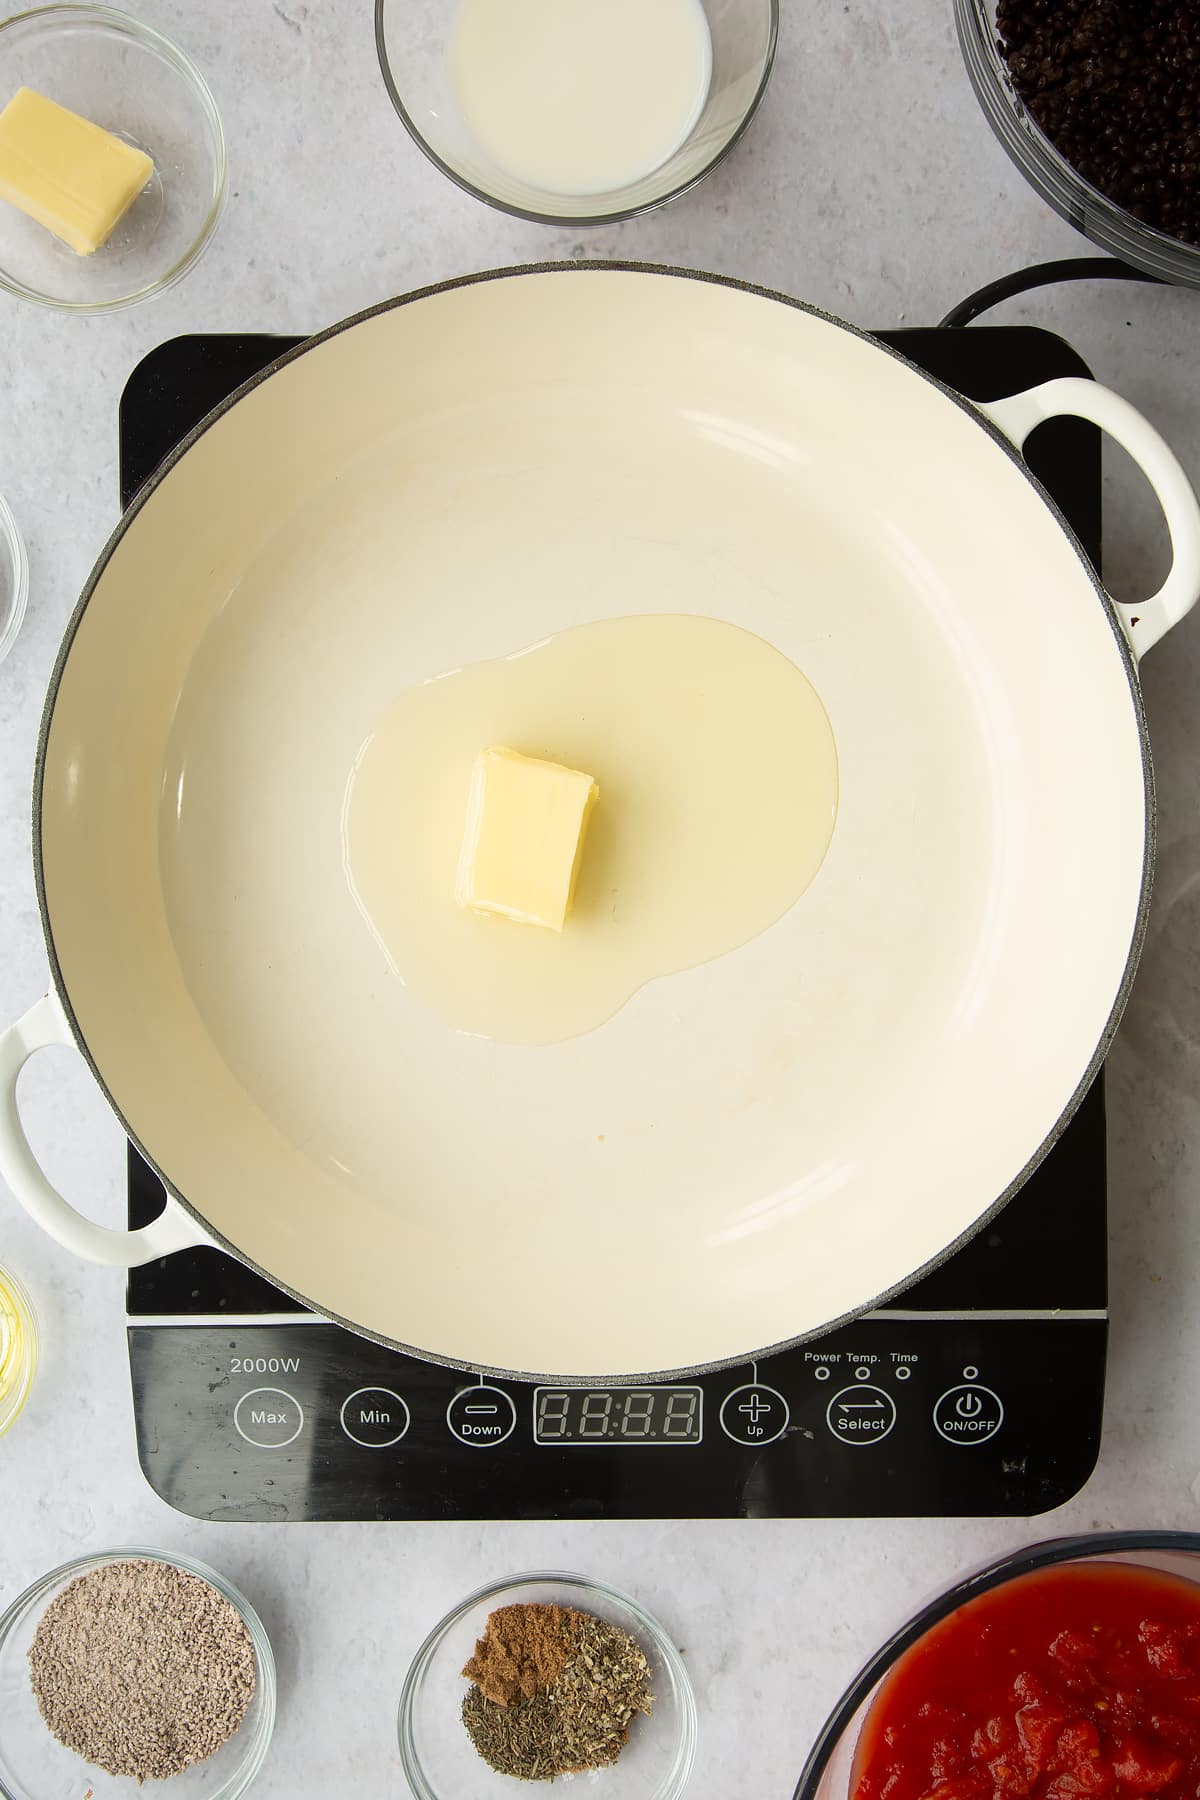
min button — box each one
[233,1386,304,1448]
[340,1386,410,1448]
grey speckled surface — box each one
[3,3,1200,1797]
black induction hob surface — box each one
[123,326,1107,1521]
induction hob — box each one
[124,327,1107,1521]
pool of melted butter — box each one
[344,613,838,1045]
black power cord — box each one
[938,255,1164,328]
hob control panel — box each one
[128,1315,1105,1520]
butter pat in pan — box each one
[456,746,599,932]
[0,88,154,255]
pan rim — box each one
[32,262,1150,1382]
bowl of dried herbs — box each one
[398,1571,697,1795]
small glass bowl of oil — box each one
[0,1265,37,1438]
[0,491,29,667]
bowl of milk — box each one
[375,0,777,222]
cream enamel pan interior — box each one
[4,266,1200,1379]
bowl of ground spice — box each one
[0,1547,275,1796]
[399,1572,696,1796]
[956,0,1200,286]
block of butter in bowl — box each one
[0,87,153,254]
[0,6,225,310]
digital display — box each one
[533,1387,703,1446]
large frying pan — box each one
[3,265,1198,1379]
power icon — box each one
[934,1383,1003,1446]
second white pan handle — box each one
[0,991,208,1266]
[980,376,1200,661]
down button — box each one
[447,1384,517,1447]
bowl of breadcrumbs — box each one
[0,1547,275,1797]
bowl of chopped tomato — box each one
[794,1533,1200,1800]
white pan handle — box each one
[0,992,207,1266]
[978,376,1200,661]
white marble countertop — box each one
[4,2,1200,1795]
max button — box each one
[933,1383,1003,1445]
[447,1385,517,1447]
[234,1386,304,1448]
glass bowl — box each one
[399,1571,697,1798]
[0,6,226,311]
[792,1529,1200,1800]
[0,1264,37,1438]
[0,1547,276,1798]
[955,0,1200,288]
[375,0,777,225]
[0,494,28,666]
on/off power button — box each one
[933,1382,1003,1445]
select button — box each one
[825,1383,897,1446]
[340,1386,410,1448]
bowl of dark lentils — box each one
[0,1547,276,1797]
[956,0,1200,286]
